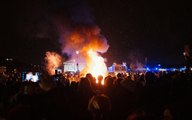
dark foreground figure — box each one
[0,70,192,120]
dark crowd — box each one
[0,69,192,120]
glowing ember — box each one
[45,51,62,75]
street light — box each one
[76,51,79,73]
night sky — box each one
[0,0,192,66]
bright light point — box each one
[158,64,161,67]
[146,67,150,71]
[155,67,158,70]
[159,68,167,71]
[76,51,79,54]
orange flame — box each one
[83,49,107,84]
[45,51,62,75]
[60,26,109,84]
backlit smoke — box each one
[60,25,109,79]
[46,0,109,80]
[44,51,62,75]
[61,26,109,55]
[130,61,144,71]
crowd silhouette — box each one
[0,69,192,120]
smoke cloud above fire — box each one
[44,0,109,77]
[60,26,109,61]
[57,0,109,60]
[58,1,109,78]
[60,26,109,78]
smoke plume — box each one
[44,51,62,75]
[60,26,109,60]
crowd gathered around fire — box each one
[0,68,192,120]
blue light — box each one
[159,68,167,71]
[155,67,158,70]
[146,67,150,71]
[179,67,186,71]
[170,68,176,71]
